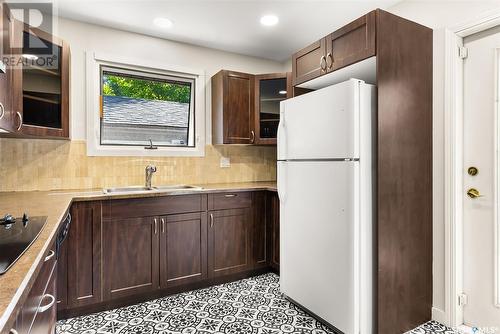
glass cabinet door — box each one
[255,73,290,145]
[18,27,69,138]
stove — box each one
[0,214,48,274]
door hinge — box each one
[458,293,468,306]
[459,46,468,59]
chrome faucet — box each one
[145,165,157,189]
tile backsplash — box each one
[0,139,277,192]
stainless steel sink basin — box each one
[103,186,155,194]
[155,185,202,191]
[103,185,202,194]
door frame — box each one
[444,8,500,329]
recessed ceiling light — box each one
[279,90,287,95]
[260,15,279,27]
[154,17,173,29]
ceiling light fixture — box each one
[260,15,279,27]
[279,90,287,95]
[154,17,173,29]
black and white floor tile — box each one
[408,321,457,334]
[56,273,334,334]
[56,273,452,334]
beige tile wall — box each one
[0,139,277,192]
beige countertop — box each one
[0,181,277,334]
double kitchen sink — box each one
[103,184,202,194]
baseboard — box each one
[432,307,448,326]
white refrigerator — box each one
[277,79,376,334]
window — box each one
[100,66,195,147]
[86,52,205,156]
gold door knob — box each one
[467,188,482,199]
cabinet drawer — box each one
[103,194,204,219]
[28,264,57,334]
[21,242,56,333]
[208,192,252,210]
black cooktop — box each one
[0,214,48,274]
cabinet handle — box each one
[224,194,237,198]
[250,130,255,144]
[0,102,4,120]
[44,250,55,262]
[38,294,55,313]
[327,53,333,69]
[320,55,327,72]
[154,218,158,234]
[210,213,214,228]
[161,218,165,233]
[10,329,18,334]
[16,112,22,131]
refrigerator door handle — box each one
[277,163,287,204]
[277,111,287,159]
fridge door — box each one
[278,160,360,334]
[277,79,362,161]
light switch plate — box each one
[220,157,231,168]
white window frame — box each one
[86,51,205,157]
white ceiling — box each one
[52,0,402,62]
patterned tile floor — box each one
[56,273,451,334]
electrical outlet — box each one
[220,157,231,168]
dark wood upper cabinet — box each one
[292,38,327,86]
[208,208,252,278]
[212,70,292,145]
[254,73,291,145]
[102,216,160,300]
[16,26,70,138]
[0,4,12,132]
[212,70,255,144]
[326,11,376,72]
[160,212,208,288]
[292,10,376,86]
[0,11,70,138]
[66,201,102,308]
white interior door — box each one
[278,160,359,334]
[462,25,500,330]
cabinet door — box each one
[292,38,327,86]
[208,208,252,277]
[102,216,159,300]
[269,192,280,271]
[67,201,101,308]
[160,212,208,288]
[252,192,268,268]
[223,71,255,144]
[254,73,291,145]
[18,28,70,138]
[56,238,68,310]
[326,11,376,72]
[0,5,18,133]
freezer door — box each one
[277,79,361,161]
[278,160,359,334]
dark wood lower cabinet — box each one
[67,202,101,308]
[102,216,160,300]
[57,191,279,320]
[208,208,252,277]
[28,265,57,334]
[160,212,208,288]
[269,192,280,271]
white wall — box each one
[55,18,285,141]
[386,0,500,322]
